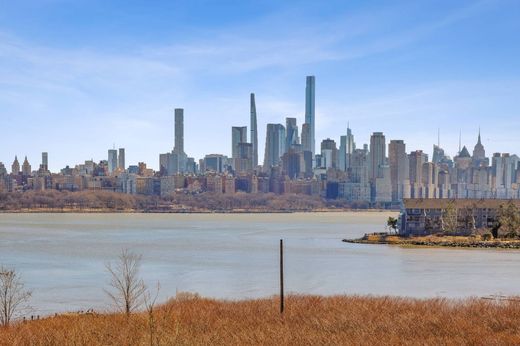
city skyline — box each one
[1,1,520,171]
[0,76,515,173]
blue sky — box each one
[1,0,519,171]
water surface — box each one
[1,212,520,314]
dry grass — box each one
[2,295,520,345]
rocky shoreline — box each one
[343,234,520,249]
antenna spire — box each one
[458,129,462,154]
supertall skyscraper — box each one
[174,108,184,154]
[250,93,258,168]
[304,76,315,157]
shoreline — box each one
[0,208,397,214]
[343,234,520,249]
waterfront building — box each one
[401,199,520,237]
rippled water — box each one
[1,212,520,315]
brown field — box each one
[2,295,520,346]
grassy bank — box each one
[2,295,520,345]
[344,233,520,249]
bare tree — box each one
[105,249,147,315]
[144,282,161,346]
[0,266,32,327]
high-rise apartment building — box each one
[118,148,125,170]
[231,126,248,159]
[108,149,118,174]
[389,140,409,202]
[285,117,299,152]
[174,108,184,154]
[22,156,31,176]
[409,150,425,198]
[320,138,338,169]
[339,124,356,171]
[263,124,286,170]
[11,156,20,175]
[369,132,386,181]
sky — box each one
[0,0,519,171]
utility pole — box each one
[280,239,284,314]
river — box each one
[1,212,520,315]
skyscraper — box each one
[389,140,409,201]
[339,124,356,171]
[285,117,299,152]
[369,132,386,181]
[22,156,31,176]
[346,124,355,169]
[472,129,487,167]
[263,124,286,170]
[250,93,258,168]
[409,150,425,198]
[304,76,315,157]
[118,148,125,170]
[174,108,184,154]
[11,156,20,175]
[321,138,338,169]
[231,126,248,159]
[41,152,48,172]
[108,149,118,174]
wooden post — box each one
[280,239,284,314]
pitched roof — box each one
[403,198,520,209]
[460,146,471,158]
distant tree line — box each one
[0,190,375,212]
